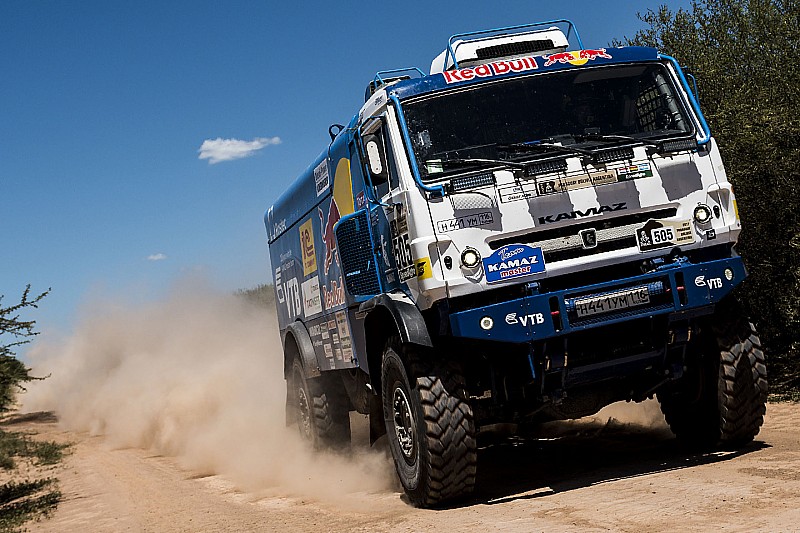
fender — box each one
[283,321,321,379]
[358,292,433,348]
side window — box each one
[361,120,400,200]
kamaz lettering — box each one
[265,20,766,508]
[538,202,627,224]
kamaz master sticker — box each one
[482,244,546,283]
[616,163,653,181]
[299,219,317,276]
[636,219,694,252]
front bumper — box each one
[449,256,745,343]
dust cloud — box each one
[22,277,394,503]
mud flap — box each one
[369,393,386,445]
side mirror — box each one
[363,134,389,185]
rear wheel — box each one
[658,298,768,447]
[381,338,477,507]
[290,358,351,449]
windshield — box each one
[402,63,695,179]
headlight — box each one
[693,204,712,224]
[461,248,481,268]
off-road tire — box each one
[658,298,768,447]
[381,337,477,507]
[291,358,351,449]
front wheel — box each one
[658,298,768,447]
[381,338,477,507]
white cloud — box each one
[147,253,167,261]
[198,136,281,164]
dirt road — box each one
[7,402,798,532]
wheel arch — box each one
[361,293,433,392]
[283,320,320,380]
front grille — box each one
[488,207,678,263]
[335,211,380,297]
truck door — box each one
[332,116,397,301]
[356,116,406,293]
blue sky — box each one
[1,0,691,343]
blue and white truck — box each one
[265,20,768,506]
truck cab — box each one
[266,20,767,507]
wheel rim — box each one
[392,385,416,462]
[297,378,312,441]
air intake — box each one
[475,39,556,61]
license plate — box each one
[574,286,651,318]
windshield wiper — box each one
[498,141,594,160]
[574,133,663,149]
[425,157,527,172]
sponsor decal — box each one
[482,244,546,284]
[322,275,346,310]
[436,212,494,232]
[335,311,353,361]
[616,163,653,181]
[505,312,545,326]
[443,57,538,84]
[636,219,694,252]
[301,276,322,317]
[299,219,317,276]
[356,190,367,210]
[536,171,618,196]
[706,229,717,240]
[538,203,627,224]
[273,218,286,237]
[314,160,330,197]
[543,48,612,67]
[499,172,618,203]
[498,183,538,203]
[415,257,432,280]
[695,275,723,290]
[318,198,341,275]
[282,276,302,319]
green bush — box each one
[0,286,49,412]
[619,0,800,393]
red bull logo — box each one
[442,57,538,84]
[318,197,341,275]
[543,48,612,67]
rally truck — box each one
[264,20,767,506]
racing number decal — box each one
[390,208,416,282]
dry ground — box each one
[7,402,800,533]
